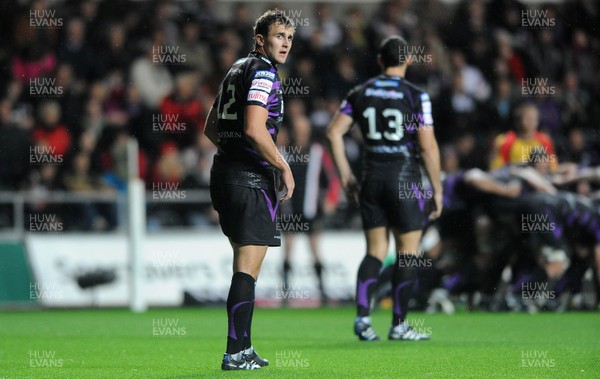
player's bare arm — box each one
[245,105,294,201]
[509,166,557,195]
[417,125,443,220]
[463,168,521,198]
[327,112,358,204]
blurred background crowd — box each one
[0,1,598,194]
[0,0,599,230]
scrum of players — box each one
[413,103,600,313]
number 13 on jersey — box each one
[363,107,404,141]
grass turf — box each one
[0,307,599,378]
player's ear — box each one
[376,54,383,69]
[255,34,265,48]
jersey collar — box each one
[250,51,277,69]
[381,74,403,80]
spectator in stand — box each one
[560,71,592,130]
[489,77,516,133]
[57,18,99,81]
[159,70,204,149]
[561,128,597,167]
[130,41,174,110]
[178,21,214,82]
[0,99,29,190]
[495,30,526,83]
[566,30,599,92]
[148,141,185,228]
[98,23,134,76]
[300,3,343,51]
[490,103,557,171]
[436,70,479,144]
[449,50,491,103]
[55,63,85,130]
[61,151,116,230]
[528,29,563,82]
[32,100,71,159]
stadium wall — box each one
[13,233,365,308]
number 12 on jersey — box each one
[219,84,238,120]
[363,107,404,141]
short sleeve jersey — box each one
[211,51,284,189]
[339,75,433,178]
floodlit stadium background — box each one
[0,0,598,313]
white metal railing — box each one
[0,189,212,238]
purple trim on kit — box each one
[340,102,353,115]
[228,300,252,340]
[393,280,413,316]
[357,278,377,309]
[411,183,426,211]
[260,189,279,222]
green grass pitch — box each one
[1,307,599,378]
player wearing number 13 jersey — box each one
[203,10,295,370]
[328,36,443,342]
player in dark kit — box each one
[328,36,443,341]
[203,10,295,370]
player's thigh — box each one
[387,178,425,233]
[359,180,388,230]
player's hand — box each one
[279,167,295,202]
[428,192,443,221]
[342,176,360,207]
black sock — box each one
[314,262,326,298]
[283,260,291,285]
[242,301,255,351]
[392,255,423,326]
[226,272,255,354]
[356,255,382,317]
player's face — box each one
[261,23,293,65]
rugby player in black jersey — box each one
[328,36,442,341]
[203,10,295,370]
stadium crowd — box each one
[0,0,599,310]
